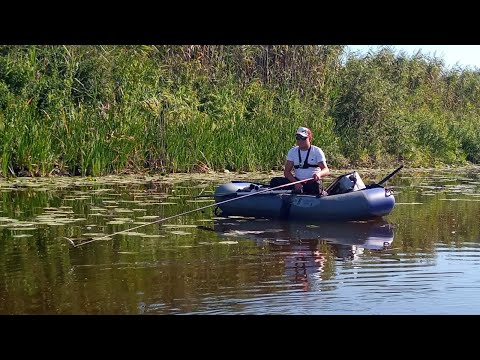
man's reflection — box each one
[213,217,394,291]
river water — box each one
[1,167,479,314]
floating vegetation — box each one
[112,217,134,222]
[8,227,37,231]
[114,208,134,213]
[90,207,108,212]
[120,232,145,237]
[140,234,166,238]
[162,224,199,228]
[119,200,146,205]
[440,198,480,202]
[64,197,90,201]
[168,231,192,235]
[0,170,479,261]
[224,230,265,235]
[262,229,285,233]
[91,189,113,193]
[149,195,169,199]
[226,215,256,219]
[82,233,108,237]
[66,236,112,245]
[57,211,75,215]
[0,217,19,223]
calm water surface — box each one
[1,168,479,314]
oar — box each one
[377,164,404,186]
[68,177,313,248]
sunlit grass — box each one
[1,45,479,178]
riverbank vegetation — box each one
[1,45,479,177]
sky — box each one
[347,45,480,70]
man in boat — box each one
[271,127,330,195]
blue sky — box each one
[347,45,480,69]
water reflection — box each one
[212,218,394,290]
[214,217,393,251]
[1,169,480,314]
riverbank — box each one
[2,45,480,178]
[1,164,479,190]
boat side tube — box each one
[363,186,395,217]
[289,187,395,220]
[214,182,395,220]
[214,182,288,217]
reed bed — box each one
[0,45,479,177]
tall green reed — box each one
[1,45,480,177]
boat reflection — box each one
[212,217,394,290]
[214,217,394,251]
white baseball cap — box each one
[295,127,311,138]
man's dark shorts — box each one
[270,177,322,195]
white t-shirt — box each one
[286,145,326,180]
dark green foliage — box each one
[0,56,28,95]
[0,45,479,177]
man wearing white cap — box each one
[271,126,330,195]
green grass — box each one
[0,45,479,177]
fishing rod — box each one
[67,177,313,248]
[377,164,404,186]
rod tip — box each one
[63,237,76,247]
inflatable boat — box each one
[214,169,400,221]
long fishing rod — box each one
[67,177,313,248]
[377,164,404,186]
